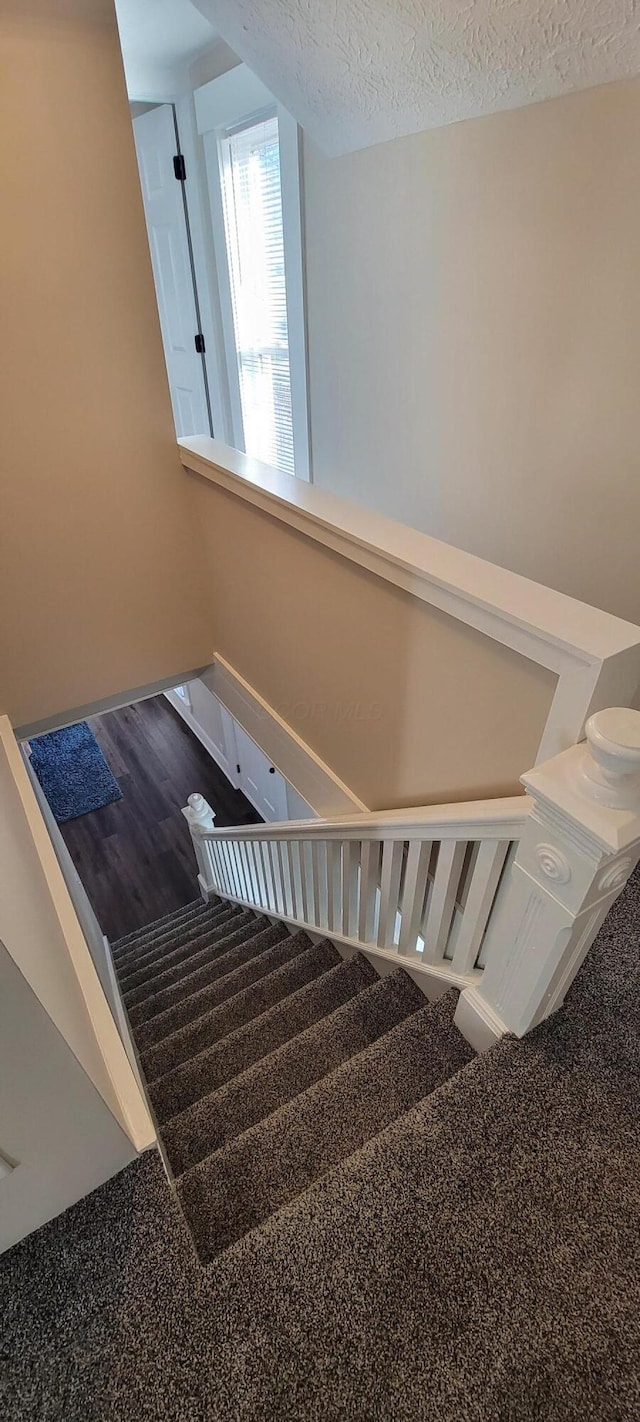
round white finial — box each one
[580,708,640,807]
[186,793,216,829]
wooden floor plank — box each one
[59,695,261,940]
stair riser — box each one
[116,907,240,985]
[113,900,227,964]
[122,916,264,1011]
[141,938,332,1083]
[119,911,248,996]
[133,928,302,1052]
[163,969,427,1176]
[179,1000,472,1262]
[151,956,377,1125]
[128,923,287,1030]
[112,898,213,957]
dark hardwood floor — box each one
[59,695,261,941]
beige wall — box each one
[0,0,212,731]
[304,78,640,624]
[190,478,556,810]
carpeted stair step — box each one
[115,903,241,985]
[118,908,248,996]
[177,989,472,1261]
[142,936,338,1083]
[111,897,214,959]
[150,952,377,1124]
[112,898,227,965]
[116,904,241,987]
[163,966,428,1176]
[121,913,263,1011]
[128,920,288,1031]
[132,924,303,1051]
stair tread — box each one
[122,913,262,1010]
[163,966,427,1176]
[142,936,339,1083]
[150,953,377,1124]
[177,990,472,1261]
[116,905,241,986]
[118,909,249,996]
[128,920,287,1032]
[112,897,212,956]
[112,898,230,966]
[132,924,304,1052]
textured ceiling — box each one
[192,0,640,154]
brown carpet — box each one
[2,870,640,1419]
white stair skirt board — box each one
[168,656,367,819]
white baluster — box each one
[377,840,404,949]
[342,840,360,938]
[451,839,510,975]
[358,839,379,944]
[457,708,640,1050]
[423,840,467,963]
[181,793,216,900]
[326,840,342,933]
[399,839,432,958]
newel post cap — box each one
[581,708,640,808]
[183,793,216,831]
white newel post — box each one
[455,709,640,1051]
[182,793,216,901]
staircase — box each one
[112,896,473,1261]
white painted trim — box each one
[174,95,232,443]
[276,105,311,481]
[194,66,275,133]
[0,717,154,1152]
[179,437,640,761]
[200,129,245,447]
[454,987,507,1053]
[203,654,368,816]
[198,794,529,842]
[194,65,311,480]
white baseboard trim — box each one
[454,987,507,1053]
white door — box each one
[234,724,289,822]
[133,105,211,438]
[189,683,239,786]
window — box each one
[195,66,309,480]
[219,113,294,476]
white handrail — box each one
[193,796,531,843]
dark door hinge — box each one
[194,333,206,355]
[173,153,186,182]
[236,764,241,775]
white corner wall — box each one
[0,946,136,1255]
[303,77,640,625]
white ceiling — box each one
[114,0,218,99]
[192,0,640,155]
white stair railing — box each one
[184,709,640,1048]
[183,793,529,986]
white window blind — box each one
[219,113,295,477]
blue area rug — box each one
[29,721,122,823]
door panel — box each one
[234,724,288,822]
[133,105,210,437]
[188,682,238,786]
